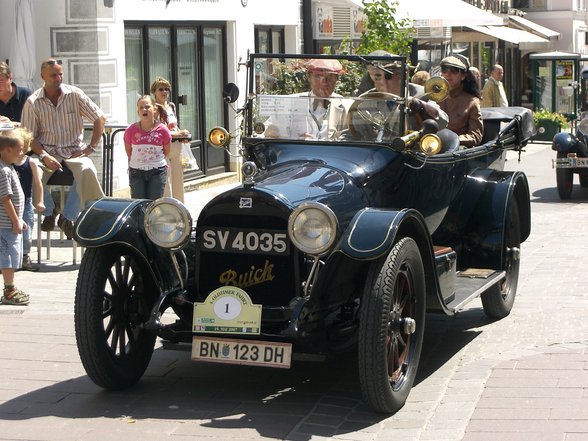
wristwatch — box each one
[88,145,96,152]
[39,152,48,161]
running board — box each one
[445,270,506,312]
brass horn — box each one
[423,77,449,102]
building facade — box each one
[0,0,302,195]
[2,0,588,196]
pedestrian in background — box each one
[481,64,508,108]
[124,95,171,200]
[0,62,33,125]
[469,66,482,90]
[0,129,29,305]
[151,77,190,203]
[13,127,44,272]
[411,70,430,87]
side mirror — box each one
[223,83,239,103]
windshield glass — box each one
[248,55,411,143]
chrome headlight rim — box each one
[288,202,338,256]
[419,133,442,155]
[144,197,192,250]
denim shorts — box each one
[0,228,23,270]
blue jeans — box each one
[42,179,81,221]
[129,167,167,200]
[22,197,34,255]
[0,228,22,270]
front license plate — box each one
[191,336,292,369]
[554,157,588,168]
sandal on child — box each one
[1,289,30,306]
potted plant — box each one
[533,108,569,141]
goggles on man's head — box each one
[441,66,463,74]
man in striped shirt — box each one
[21,58,106,238]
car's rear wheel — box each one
[358,237,426,414]
[74,247,157,390]
[481,199,521,319]
[556,153,573,199]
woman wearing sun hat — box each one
[439,54,483,147]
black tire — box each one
[481,199,521,319]
[74,247,157,390]
[579,173,588,188]
[358,237,426,414]
[556,153,573,199]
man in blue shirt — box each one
[0,62,32,123]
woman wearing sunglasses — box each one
[439,55,483,148]
[150,77,190,202]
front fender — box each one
[552,132,578,155]
[335,207,449,314]
[74,198,146,246]
[337,208,408,260]
[73,197,184,291]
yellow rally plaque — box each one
[193,286,262,334]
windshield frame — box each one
[243,53,410,144]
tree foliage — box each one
[357,0,414,57]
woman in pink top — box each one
[123,95,171,199]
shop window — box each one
[255,26,285,53]
[124,23,226,177]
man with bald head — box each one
[481,64,508,108]
[21,58,105,238]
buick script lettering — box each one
[219,259,275,288]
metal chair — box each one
[36,165,79,264]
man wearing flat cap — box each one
[439,54,483,147]
[292,58,348,140]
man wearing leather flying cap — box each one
[348,51,448,141]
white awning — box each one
[395,0,503,28]
[508,15,560,40]
[467,25,548,46]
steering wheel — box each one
[347,91,402,140]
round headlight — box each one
[420,133,442,155]
[288,202,338,255]
[144,198,192,249]
[208,127,231,148]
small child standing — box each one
[0,129,29,305]
[13,128,45,271]
[123,95,171,200]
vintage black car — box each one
[552,114,588,199]
[73,54,533,414]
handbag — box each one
[180,141,198,170]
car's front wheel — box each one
[74,247,157,390]
[358,237,426,414]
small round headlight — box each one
[420,133,442,155]
[144,198,192,250]
[288,202,338,255]
[208,127,231,148]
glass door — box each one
[176,27,201,176]
[202,27,225,174]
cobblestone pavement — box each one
[0,142,586,441]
